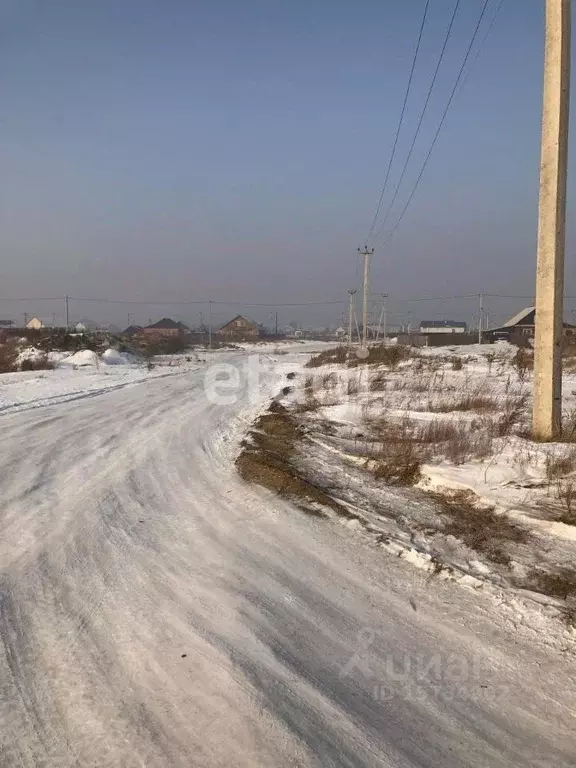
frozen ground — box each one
[0,345,575,766]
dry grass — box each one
[414,419,467,444]
[361,416,426,486]
[305,344,414,370]
[373,441,422,486]
[429,489,530,566]
[353,344,411,369]
[492,393,529,437]
[369,371,388,391]
[305,346,349,368]
[236,401,350,517]
[526,567,576,625]
[427,394,498,413]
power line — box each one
[366,0,432,241]
[0,296,65,302]
[373,0,463,239]
[66,297,345,307]
[457,0,507,96]
[380,0,493,244]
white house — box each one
[26,317,46,330]
[419,320,467,334]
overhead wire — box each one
[373,0,463,239]
[456,0,507,96]
[366,0,432,242]
[379,0,493,244]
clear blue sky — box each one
[0,0,573,327]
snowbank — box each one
[65,350,100,367]
[101,348,126,365]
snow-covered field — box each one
[0,347,202,415]
[1,343,575,766]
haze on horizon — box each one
[1,0,576,329]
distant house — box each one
[140,318,190,339]
[218,315,261,339]
[123,325,143,337]
[419,320,467,334]
[486,307,576,343]
[26,317,46,330]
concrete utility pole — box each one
[347,289,357,346]
[208,300,213,350]
[478,293,483,345]
[533,0,571,440]
[358,246,374,348]
[383,294,388,345]
[376,293,389,344]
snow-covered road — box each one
[0,351,575,767]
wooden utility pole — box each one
[358,246,374,348]
[347,289,357,345]
[65,296,70,331]
[533,0,571,440]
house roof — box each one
[500,307,536,328]
[490,307,576,332]
[420,320,467,328]
[145,318,187,330]
[220,314,259,330]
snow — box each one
[100,348,127,365]
[1,344,576,765]
[64,349,100,367]
[0,355,201,415]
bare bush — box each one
[545,449,576,480]
[0,344,18,373]
[561,408,576,442]
[484,351,496,375]
[305,346,348,368]
[511,348,533,383]
[347,376,360,396]
[451,356,463,371]
[322,372,338,390]
[373,440,423,486]
[556,481,576,525]
[20,354,55,371]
